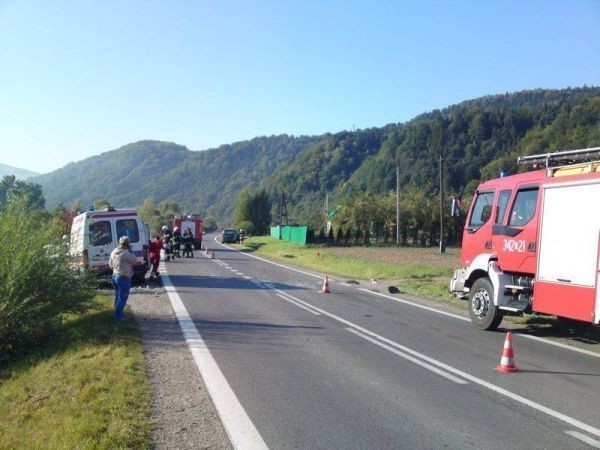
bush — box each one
[318,228,325,244]
[0,203,94,363]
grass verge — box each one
[0,295,152,449]
[236,237,599,345]
[237,236,456,302]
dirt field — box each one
[327,246,460,270]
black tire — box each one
[469,277,503,330]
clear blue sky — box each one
[1,0,598,174]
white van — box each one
[70,207,149,283]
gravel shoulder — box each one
[127,284,232,450]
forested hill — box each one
[34,87,600,225]
[34,136,320,220]
[261,87,600,224]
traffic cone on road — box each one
[321,275,330,294]
[496,332,519,373]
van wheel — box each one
[469,277,503,330]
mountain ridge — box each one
[33,86,600,225]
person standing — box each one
[149,235,163,278]
[109,236,137,320]
[172,226,182,258]
[183,227,194,257]
[161,226,173,261]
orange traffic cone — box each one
[321,275,330,294]
[496,332,519,373]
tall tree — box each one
[248,189,272,235]
[0,175,45,211]
[233,188,252,231]
[139,197,162,236]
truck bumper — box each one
[450,268,469,298]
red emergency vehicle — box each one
[172,215,203,249]
[450,147,600,329]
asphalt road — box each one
[162,234,600,449]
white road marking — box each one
[217,236,599,359]
[264,288,600,439]
[517,333,600,359]
[170,245,600,440]
[358,288,468,321]
[565,430,600,448]
[347,328,468,384]
[216,237,323,280]
[360,289,600,359]
[276,293,322,316]
[243,275,253,280]
[161,268,267,449]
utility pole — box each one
[439,155,446,253]
[325,193,330,233]
[277,190,288,226]
[396,166,400,245]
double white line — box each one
[275,288,467,384]
[273,288,600,444]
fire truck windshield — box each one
[469,191,494,229]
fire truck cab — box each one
[451,147,600,329]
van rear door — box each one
[87,217,114,272]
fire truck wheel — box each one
[469,277,503,330]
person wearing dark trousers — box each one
[172,227,182,258]
[109,236,137,321]
[183,227,194,257]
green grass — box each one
[0,296,152,449]
[238,237,454,301]
[236,238,600,343]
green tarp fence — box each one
[269,225,308,246]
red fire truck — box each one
[172,214,203,249]
[450,147,600,329]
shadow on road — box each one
[505,318,600,347]
[168,274,306,291]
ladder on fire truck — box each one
[517,146,600,172]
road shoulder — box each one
[128,285,232,450]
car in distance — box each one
[221,228,239,243]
